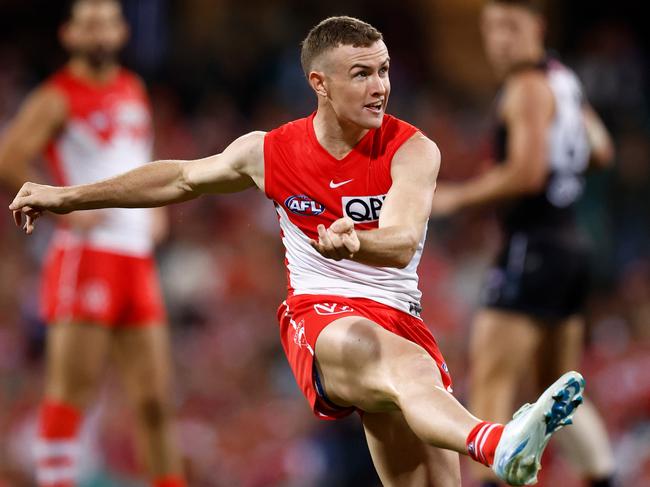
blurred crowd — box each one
[0,1,648,486]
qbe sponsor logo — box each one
[342,195,386,222]
[284,194,325,216]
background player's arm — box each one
[583,103,614,169]
[0,87,67,191]
[10,131,265,234]
[431,72,553,215]
[311,133,439,268]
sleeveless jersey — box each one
[264,113,425,317]
[494,57,590,237]
[45,68,154,256]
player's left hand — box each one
[310,217,360,261]
[430,183,464,217]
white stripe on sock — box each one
[472,423,492,464]
[34,440,79,460]
[478,424,499,465]
[37,465,77,485]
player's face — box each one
[61,1,128,69]
[481,3,544,76]
[321,41,391,130]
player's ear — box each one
[308,70,328,98]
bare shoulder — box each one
[503,70,554,118]
[227,131,266,182]
[505,69,551,95]
[22,84,68,121]
[229,131,265,164]
[392,131,441,176]
[234,130,266,149]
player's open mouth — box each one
[364,101,383,113]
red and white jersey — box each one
[45,67,154,256]
[264,113,426,317]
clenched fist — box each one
[310,217,360,261]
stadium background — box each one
[0,0,648,485]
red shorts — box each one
[278,294,453,420]
[41,244,166,327]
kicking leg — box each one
[315,316,480,452]
[315,316,583,486]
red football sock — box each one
[152,476,187,487]
[466,421,505,467]
[35,400,82,487]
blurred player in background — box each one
[10,16,586,487]
[0,1,185,486]
[431,1,615,486]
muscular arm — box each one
[432,72,554,213]
[312,133,439,269]
[355,134,439,267]
[0,87,67,191]
[10,131,265,233]
[583,103,614,169]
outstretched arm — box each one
[10,131,265,233]
[311,132,439,268]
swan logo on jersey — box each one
[284,195,325,216]
[342,195,386,222]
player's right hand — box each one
[9,182,71,235]
[310,217,360,261]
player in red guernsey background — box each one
[0,1,185,486]
[11,16,584,486]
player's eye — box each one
[379,67,389,76]
[354,71,368,79]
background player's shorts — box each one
[41,244,166,327]
[482,232,592,320]
[277,294,453,420]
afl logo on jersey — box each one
[342,195,386,222]
[284,195,325,216]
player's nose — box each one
[369,73,387,96]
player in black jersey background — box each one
[431,1,616,486]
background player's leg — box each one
[467,309,543,484]
[537,315,615,485]
[37,322,111,487]
[112,324,185,487]
[363,406,461,486]
[314,316,481,453]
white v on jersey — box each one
[45,68,154,256]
